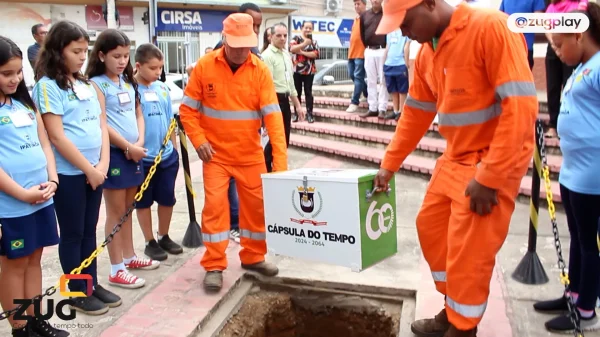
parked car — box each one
[164,73,185,104]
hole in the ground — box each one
[219,287,401,337]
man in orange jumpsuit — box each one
[373,1,538,336]
[180,13,288,292]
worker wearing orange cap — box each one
[373,1,538,336]
[179,13,288,292]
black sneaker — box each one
[145,239,168,261]
[545,311,600,333]
[69,296,109,316]
[31,317,69,337]
[12,324,41,337]
[158,234,183,255]
[534,296,570,314]
[93,284,122,308]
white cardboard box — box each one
[261,168,398,272]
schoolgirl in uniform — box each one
[133,44,183,261]
[32,20,121,317]
[86,29,159,290]
[0,36,68,337]
[533,2,600,333]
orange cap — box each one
[222,13,258,48]
[376,0,423,35]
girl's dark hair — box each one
[135,43,163,65]
[34,20,89,90]
[583,2,600,45]
[262,26,274,53]
[86,29,139,106]
[0,36,36,111]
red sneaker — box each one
[125,256,160,270]
[108,270,145,289]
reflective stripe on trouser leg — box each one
[200,161,233,271]
[233,162,268,265]
[416,160,451,295]
[444,160,521,330]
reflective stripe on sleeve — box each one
[446,296,487,318]
[405,95,437,113]
[432,271,447,282]
[495,81,537,101]
[202,231,230,243]
[240,229,266,241]
[182,96,201,110]
[261,103,280,117]
[438,102,501,127]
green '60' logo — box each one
[365,201,394,240]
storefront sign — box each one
[291,16,354,48]
[156,9,231,32]
[85,5,134,31]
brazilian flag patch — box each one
[11,239,24,250]
[0,116,12,125]
[111,168,121,176]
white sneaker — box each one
[346,104,358,113]
[230,229,241,243]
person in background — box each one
[133,44,184,261]
[262,26,274,53]
[27,24,47,69]
[205,47,213,54]
[180,13,287,292]
[87,29,159,290]
[290,21,319,123]
[34,20,121,316]
[544,0,588,139]
[500,0,547,70]
[382,28,411,121]
[0,35,68,337]
[346,0,368,113]
[532,2,600,333]
[262,22,305,172]
[359,0,389,119]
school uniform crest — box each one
[583,68,591,76]
[101,82,110,89]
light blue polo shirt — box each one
[557,51,600,195]
[33,77,103,175]
[139,81,174,162]
[91,75,139,144]
[0,99,52,218]
[385,29,410,67]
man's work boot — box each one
[203,271,223,293]
[443,325,478,337]
[241,261,279,277]
[411,308,451,337]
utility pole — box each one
[106,0,117,29]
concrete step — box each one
[312,96,550,118]
[310,87,549,113]
[289,133,562,204]
[291,121,562,177]
[308,107,562,156]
